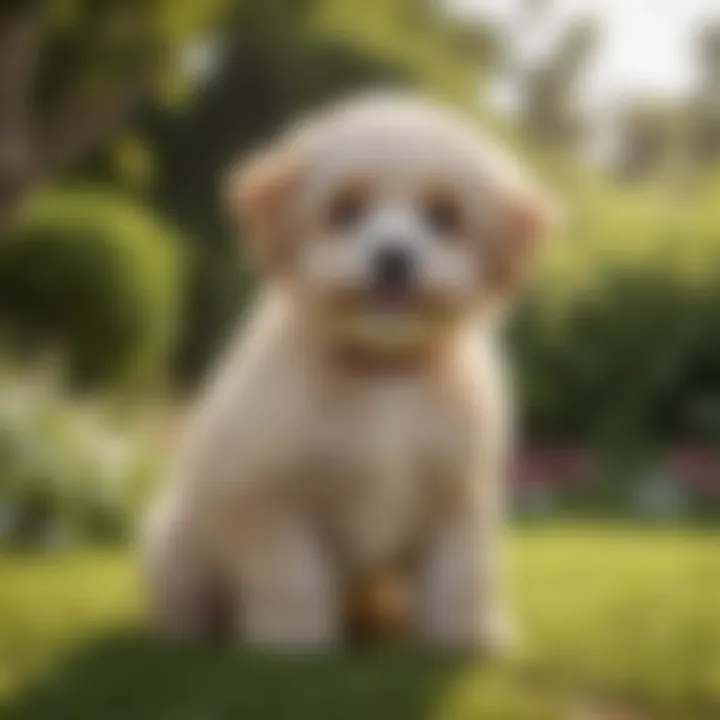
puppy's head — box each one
[229,93,558,354]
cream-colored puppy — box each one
[144,92,555,650]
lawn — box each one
[0,525,719,720]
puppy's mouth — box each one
[326,284,456,352]
[364,284,420,314]
[329,284,422,316]
[328,284,457,325]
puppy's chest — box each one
[310,379,465,563]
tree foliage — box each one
[0,0,230,234]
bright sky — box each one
[450,0,720,111]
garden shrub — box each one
[0,187,185,392]
[512,175,720,448]
[0,359,162,549]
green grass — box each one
[0,526,719,719]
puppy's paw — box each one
[472,608,520,658]
[240,598,341,652]
[243,618,339,652]
[419,604,520,658]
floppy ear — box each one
[225,144,301,273]
[488,184,561,293]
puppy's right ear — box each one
[488,184,562,294]
[225,144,301,272]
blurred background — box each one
[0,1,720,717]
[2,0,720,547]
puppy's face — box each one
[233,95,556,352]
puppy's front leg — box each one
[416,496,515,654]
[234,512,340,650]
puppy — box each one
[144,92,556,651]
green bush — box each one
[0,188,185,392]
[0,359,162,549]
[513,174,720,447]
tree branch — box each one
[38,76,149,179]
[0,9,41,234]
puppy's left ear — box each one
[489,183,562,293]
[225,143,302,273]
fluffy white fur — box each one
[143,92,555,650]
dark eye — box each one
[423,193,463,237]
[326,184,369,232]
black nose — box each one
[373,246,413,288]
